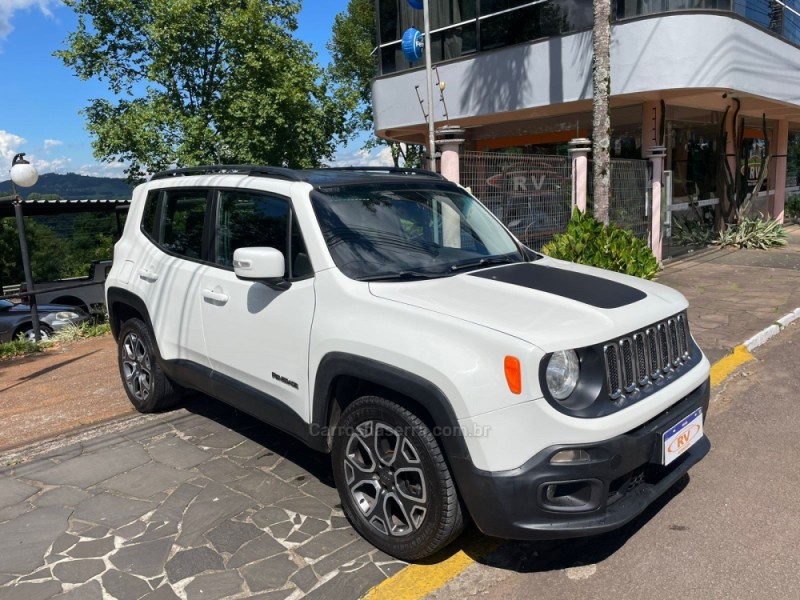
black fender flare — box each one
[311,352,476,491]
[106,287,156,345]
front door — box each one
[199,189,315,423]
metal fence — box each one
[462,151,651,248]
[609,158,651,240]
[460,151,572,250]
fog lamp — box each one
[550,449,591,464]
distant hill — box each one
[0,172,133,200]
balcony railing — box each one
[376,0,800,75]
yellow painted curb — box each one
[363,532,502,600]
[710,345,755,388]
[365,347,754,600]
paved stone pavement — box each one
[657,224,800,363]
[0,398,406,600]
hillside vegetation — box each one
[0,173,132,200]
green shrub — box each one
[1,320,111,360]
[51,321,111,342]
[672,218,715,247]
[716,217,788,249]
[541,208,659,280]
[786,194,800,219]
[0,338,51,360]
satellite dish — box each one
[402,28,424,62]
[408,0,424,8]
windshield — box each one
[311,182,527,280]
[0,300,12,310]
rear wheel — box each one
[331,396,464,560]
[117,318,181,413]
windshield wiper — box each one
[449,256,516,273]
[357,270,440,282]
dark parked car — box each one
[0,300,91,343]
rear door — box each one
[132,188,212,367]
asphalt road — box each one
[427,322,800,600]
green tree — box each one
[327,0,422,167]
[57,0,347,181]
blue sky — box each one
[0,0,382,180]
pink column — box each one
[772,119,789,223]
[435,126,465,184]
[440,142,461,184]
[646,146,667,266]
[568,138,592,212]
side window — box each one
[216,191,289,268]
[160,190,208,259]
[140,190,159,238]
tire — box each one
[331,396,464,560]
[16,324,52,342]
[117,318,181,413]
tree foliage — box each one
[0,213,117,287]
[57,0,347,180]
[327,0,422,167]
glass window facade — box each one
[376,0,592,74]
[787,132,800,189]
[665,108,722,202]
[376,0,800,75]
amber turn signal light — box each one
[504,356,522,394]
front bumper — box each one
[454,376,710,540]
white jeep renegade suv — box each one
[107,165,711,560]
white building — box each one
[371,0,800,255]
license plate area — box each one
[662,407,703,466]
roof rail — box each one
[150,165,303,182]
[319,166,445,179]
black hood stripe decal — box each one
[469,263,647,309]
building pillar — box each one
[568,138,592,212]
[435,126,465,184]
[646,146,667,266]
[771,119,789,223]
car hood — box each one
[368,258,688,352]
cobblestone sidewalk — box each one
[0,399,405,600]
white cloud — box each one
[77,161,128,179]
[0,0,58,40]
[34,157,72,173]
[43,139,63,151]
[0,130,27,178]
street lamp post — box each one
[10,153,41,342]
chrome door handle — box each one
[138,269,159,282]
[202,289,229,304]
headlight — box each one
[545,350,580,400]
[55,311,79,320]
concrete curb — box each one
[743,307,800,352]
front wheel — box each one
[17,324,52,342]
[117,318,181,413]
[331,396,464,560]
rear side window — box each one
[140,190,159,237]
[159,190,208,259]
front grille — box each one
[603,312,692,400]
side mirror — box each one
[233,247,290,290]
